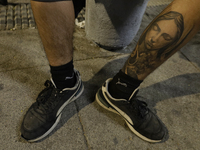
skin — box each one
[31,1,75,67]
[122,12,183,79]
[144,20,178,50]
[122,0,200,80]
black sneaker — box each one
[96,78,166,143]
[21,70,84,142]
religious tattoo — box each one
[122,11,193,79]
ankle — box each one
[108,70,143,99]
[50,60,76,89]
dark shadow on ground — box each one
[138,73,200,108]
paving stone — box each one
[0,5,6,30]
[21,4,28,29]
[6,5,14,30]
[0,3,35,31]
[27,3,36,28]
[14,4,21,29]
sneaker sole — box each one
[26,82,84,142]
[96,88,162,143]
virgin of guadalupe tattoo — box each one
[123,11,186,78]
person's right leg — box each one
[96,0,200,143]
[20,0,84,142]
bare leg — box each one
[31,1,75,66]
[96,0,200,143]
[21,1,85,142]
[122,0,200,80]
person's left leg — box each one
[96,0,200,143]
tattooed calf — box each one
[123,11,185,78]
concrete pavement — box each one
[1,0,200,150]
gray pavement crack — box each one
[74,101,91,150]
[75,53,129,62]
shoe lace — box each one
[130,97,149,119]
[36,80,63,113]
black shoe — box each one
[21,70,84,142]
[96,78,166,143]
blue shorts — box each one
[31,0,85,18]
[32,0,71,2]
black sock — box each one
[50,60,76,89]
[108,70,143,100]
